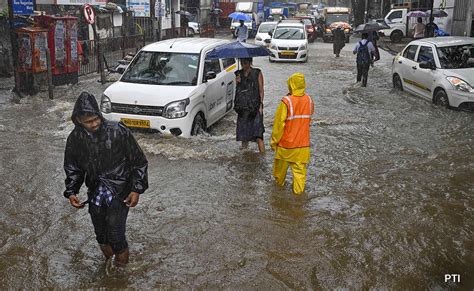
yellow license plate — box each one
[281,51,296,56]
[121,118,150,128]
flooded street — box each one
[0,36,473,289]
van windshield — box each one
[436,44,474,69]
[121,51,200,86]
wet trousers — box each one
[89,198,129,253]
[356,63,370,87]
[273,159,307,194]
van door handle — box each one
[412,66,417,70]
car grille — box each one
[278,46,299,50]
[278,53,298,59]
[111,102,164,116]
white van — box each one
[100,38,237,137]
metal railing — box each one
[79,34,144,76]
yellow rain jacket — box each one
[271,73,314,194]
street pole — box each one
[7,0,22,99]
[364,0,369,23]
[158,0,162,40]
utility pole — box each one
[7,0,22,99]
[364,0,369,23]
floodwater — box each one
[0,37,473,289]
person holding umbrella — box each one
[236,19,249,42]
[235,58,265,152]
[412,17,426,39]
[425,16,439,37]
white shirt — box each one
[236,25,248,42]
[353,39,376,54]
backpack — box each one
[356,41,371,65]
[234,69,260,118]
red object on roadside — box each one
[15,26,49,73]
[34,15,79,76]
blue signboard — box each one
[13,0,34,15]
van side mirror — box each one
[264,39,271,44]
[419,61,436,70]
[268,31,273,37]
[205,71,217,82]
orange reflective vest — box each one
[278,94,314,149]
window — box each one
[417,46,434,63]
[403,45,418,61]
[222,58,235,69]
[437,44,474,69]
[388,10,403,22]
[204,58,221,75]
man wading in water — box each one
[63,92,148,266]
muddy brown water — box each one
[0,38,473,289]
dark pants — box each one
[89,198,129,253]
[356,63,370,87]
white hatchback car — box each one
[255,21,277,47]
[392,37,474,110]
[100,38,237,137]
[268,20,309,63]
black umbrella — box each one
[427,9,448,17]
[175,10,193,17]
[354,21,390,33]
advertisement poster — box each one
[35,32,48,71]
[18,35,32,69]
[56,0,107,6]
[55,20,66,66]
[127,0,151,17]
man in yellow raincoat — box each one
[271,73,314,194]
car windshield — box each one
[274,27,305,39]
[326,14,349,23]
[436,44,474,69]
[121,51,200,86]
[259,23,276,33]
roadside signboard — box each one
[13,0,34,15]
[83,4,95,24]
[128,0,151,17]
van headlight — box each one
[446,77,474,93]
[100,94,111,113]
[163,98,190,119]
[270,43,277,50]
[299,44,307,50]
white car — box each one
[100,38,237,137]
[392,37,474,110]
[268,20,309,63]
[255,21,277,47]
[188,22,199,36]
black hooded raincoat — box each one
[64,92,148,200]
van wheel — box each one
[187,28,194,37]
[390,31,403,43]
[393,74,403,91]
[434,89,450,108]
[191,113,206,136]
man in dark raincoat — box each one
[333,27,345,57]
[63,92,148,265]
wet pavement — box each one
[0,35,473,289]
